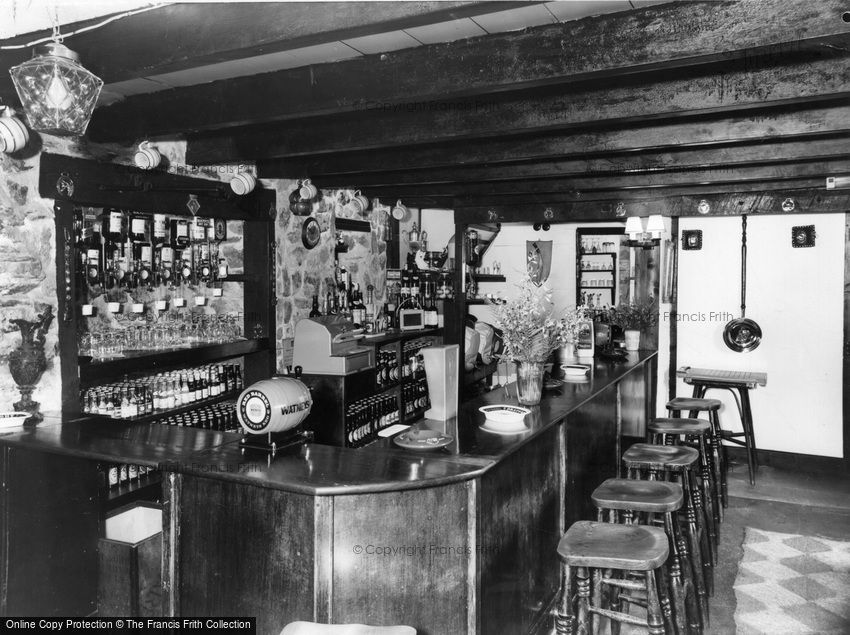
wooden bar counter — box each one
[0,351,656,634]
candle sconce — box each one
[623,214,664,249]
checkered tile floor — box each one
[734,528,850,634]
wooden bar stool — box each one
[666,398,727,510]
[591,478,702,635]
[556,521,669,635]
[621,444,712,618]
[648,417,721,543]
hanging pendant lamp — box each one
[9,39,103,136]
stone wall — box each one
[270,180,388,370]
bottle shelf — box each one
[104,472,163,511]
[472,273,506,282]
[86,389,240,425]
[580,252,617,257]
[580,285,615,289]
[80,338,269,384]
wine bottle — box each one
[309,295,322,317]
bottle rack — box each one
[42,152,277,417]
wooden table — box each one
[676,366,767,486]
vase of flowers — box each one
[489,281,582,405]
[607,302,658,351]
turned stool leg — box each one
[666,511,702,634]
[576,566,592,635]
[682,467,714,602]
[556,564,574,635]
[646,569,665,635]
[695,433,720,552]
[709,409,727,509]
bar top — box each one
[0,351,655,495]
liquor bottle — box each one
[170,218,189,249]
[105,208,125,245]
[158,246,175,287]
[178,250,194,284]
[83,219,104,290]
[152,214,167,247]
[309,295,322,317]
[134,240,154,289]
[326,291,336,315]
[197,242,212,282]
[129,213,149,244]
[351,287,366,326]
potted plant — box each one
[488,280,579,405]
[608,302,658,351]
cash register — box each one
[292,315,374,375]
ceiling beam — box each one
[454,188,850,224]
[351,159,850,199]
[188,53,850,163]
[89,0,849,141]
[298,137,850,187]
[1,1,521,103]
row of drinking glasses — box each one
[79,314,244,358]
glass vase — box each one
[515,361,545,406]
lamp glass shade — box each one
[625,216,643,239]
[9,42,103,136]
[646,214,665,238]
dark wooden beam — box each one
[350,159,850,199]
[1,2,519,103]
[188,55,850,163]
[443,178,828,207]
[260,125,850,178]
[89,0,849,141]
[453,188,850,224]
[303,137,850,187]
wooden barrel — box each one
[236,378,313,435]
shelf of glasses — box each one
[79,338,269,384]
[104,472,163,511]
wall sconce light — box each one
[9,39,103,136]
[0,105,29,153]
[624,214,664,249]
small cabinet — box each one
[576,227,624,310]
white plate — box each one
[561,364,590,377]
[0,412,29,428]
[478,404,531,425]
[479,421,529,435]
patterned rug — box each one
[734,527,850,634]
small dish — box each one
[478,404,531,425]
[0,412,29,429]
[480,421,529,435]
[393,429,453,450]
[561,364,590,377]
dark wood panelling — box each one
[478,425,561,635]
[39,153,275,220]
[92,0,848,141]
[668,218,680,404]
[0,447,100,616]
[454,188,850,224]
[175,477,315,635]
[332,485,470,635]
[565,383,619,523]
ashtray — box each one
[561,364,590,377]
[0,412,30,429]
[478,404,531,425]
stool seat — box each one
[648,417,711,435]
[667,397,721,411]
[558,520,669,570]
[282,624,416,635]
[623,443,699,469]
[592,478,683,512]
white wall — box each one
[674,214,845,457]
